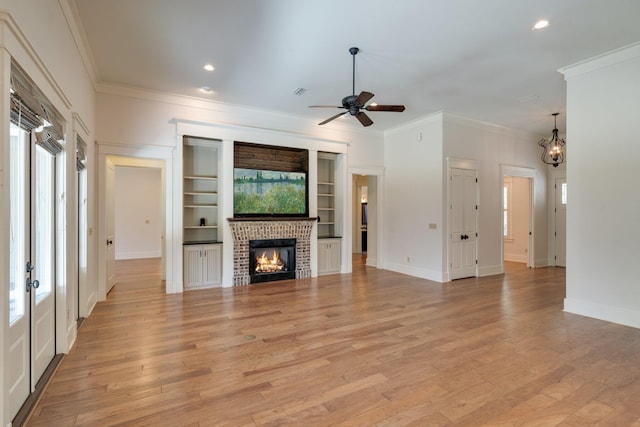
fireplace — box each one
[249,238,296,283]
[229,218,315,286]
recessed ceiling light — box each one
[200,86,213,93]
[533,19,550,30]
[203,64,215,71]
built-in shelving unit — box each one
[183,137,220,243]
[317,152,341,275]
[317,152,338,238]
[182,136,222,289]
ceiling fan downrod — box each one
[349,47,359,96]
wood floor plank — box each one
[25,259,640,426]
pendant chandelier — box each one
[538,113,566,167]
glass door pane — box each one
[9,123,27,324]
[34,145,55,303]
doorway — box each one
[351,173,379,269]
[503,176,533,266]
[353,175,368,256]
[501,166,535,270]
[99,154,167,301]
[554,177,567,267]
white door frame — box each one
[500,165,535,269]
[348,166,385,273]
[97,142,173,300]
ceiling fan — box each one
[309,47,405,127]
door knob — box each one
[26,278,40,291]
[106,239,113,245]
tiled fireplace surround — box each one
[228,218,316,285]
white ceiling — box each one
[72,0,640,135]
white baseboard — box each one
[116,250,161,260]
[66,323,77,353]
[504,254,528,263]
[478,264,503,277]
[564,298,640,329]
[383,261,445,283]
[536,258,550,268]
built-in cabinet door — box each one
[202,245,222,286]
[183,245,204,288]
[450,168,477,280]
[183,244,222,289]
[318,238,341,275]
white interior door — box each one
[450,168,477,280]
[106,159,116,292]
[555,177,567,267]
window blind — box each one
[76,135,87,171]
[9,61,66,156]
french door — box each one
[7,122,56,419]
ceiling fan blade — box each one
[318,111,348,125]
[309,105,344,108]
[355,112,373,127]
[354,91,374,106]
[366,104,406,112]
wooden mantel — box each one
[227,217,319,222]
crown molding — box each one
[559,41,640,80]
[57,0,100,88]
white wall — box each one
[115,166,162,259]
[95,88,385,168]
[443,113,548,276]
[384,114,444,280]
[384,112,546,282]
[0,2,96,425]
[504,176,530,263]
[562,43,640,328]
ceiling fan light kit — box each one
[309,47,405,127]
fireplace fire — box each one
[249,238,296,283]
[255,250,285,273]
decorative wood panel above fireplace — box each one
[234,141,309,218]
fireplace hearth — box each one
[249,238,296,283]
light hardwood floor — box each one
[26,258,640,426]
